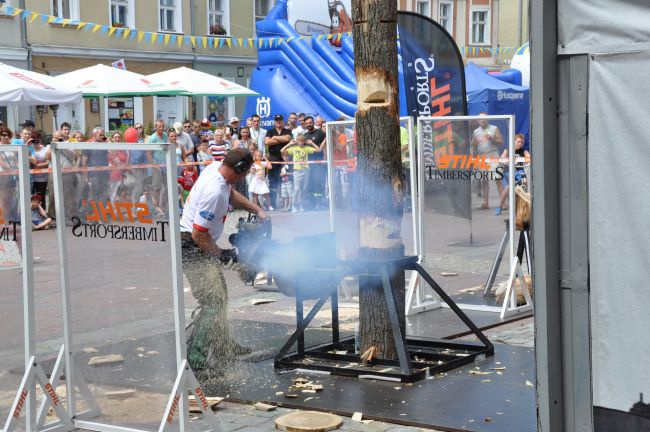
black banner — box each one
[398,12,471,220]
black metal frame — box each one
[274,255,494,382]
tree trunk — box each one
[352,0,405,360]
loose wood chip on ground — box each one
[88,354,124,366]
[469,370,492,375]
[251,298,276,306]
[440,272,459,277]
[351,412,363,421]
[360,346,379,365]
[254,402,276,412]
[82,347,98,354]
[105,389,136,400]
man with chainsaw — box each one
[180,147,268,371]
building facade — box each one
[2,0,264,135]
[398,0,528,69]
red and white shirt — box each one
[180,162,230,242]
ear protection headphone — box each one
[233,149,254,174]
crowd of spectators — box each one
[0,111,335,228]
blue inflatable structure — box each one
[243,0,408,125]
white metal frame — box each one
[324,118,423,315]
[51,0,80,20]
[438,0,454,35]
[158,0,182,33]
[50,142,215,432]
[0,146,73,432]
[415,115,531,318]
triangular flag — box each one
[258,38,263,48]
[177,35,183,46]
[100,25,109,34]
[116,28,124,38]
[29,12,39,22]
[269,38,274,48]
[208,37,214,48]
[326,33,333,40]
[21,10,29,19]
[164,34,171,45]
[226,38,232,48]
[137,31,145,43]
[286,36,294,44]
[218,37,225,47]
[234,38,241,47]
[190,36,196,48]
[40,14,48,24]
[62,18,71,26]
[75,20,85,28]
[123,28,131,39]
[336,33,342,42]
[171,34,177,45]
[149,32,156,45]
[92,24,102,33]
[201,36,207,49]
[108,27,117,36]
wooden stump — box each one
[275,411,343,432]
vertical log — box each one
[352,0,405,360]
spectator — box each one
[174,121,194,161]
[31,194,54,230]
[70,131,85,142]
[107,131,128,201]
[196,133,213,174]
[147,119,168,210]
[286,112,298,130]
[233,126,253,150]
[29,131,49,201]
[471,113,504,210]
[246,117,253,128]
[264,114,292,208]
[45,129,76,220]
[12,120,35,145]
[178,162,198,208]
[279,151,293,212]
[226,117,241,141]
[60,122,72,141]
[282,133,324,212]
[249,150,273,210]
[209,129,230,162]
[291,113,307,139]
[169,128,186,176]
[249,114,267,155]
[496,133,530,216]
[315,116,326,129]
[303,115,327,209]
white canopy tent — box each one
[146,67,258,97]
[53,64,155,97]
[0,62,82,105]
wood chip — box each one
[254,402,276,412]
[310,384,323,391]
[105,389,136,400]
[302,389,317,394]
[469,370,492,375]
[351,412,363,422]
[490,367,506,371]
[440,272,459,277]
[360,346,379,365]
[275,391,284,396]
[458,285,484,293]
[293,377,309,384]
[88,354,124,366]
[526,380,534,387]
[284,394,298,398]
[189,396,223,413]
[146,351,159,355]
[82,347,98,354]
[136,347,146,352]
[251,298,276,306]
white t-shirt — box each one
[180,162,231,242]
[249,127,267,155]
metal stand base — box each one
[500,223,533,319]
[274,256,494,383]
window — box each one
[438,1,453,34]
[471,8,489,44]
[51,0,79,20]
[208,0,229,35]
[110,0,133,27]
[416,0,430,17]
[0,0,15,15]
[159,0,182,32]
[255,0,275,22]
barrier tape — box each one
[0,154,530,176]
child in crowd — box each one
[178,164,198,208]
[139,188,164,218]
[282,134,321,212]
[31,194,53,230]
[279,151,293,212]
[196,141,212,174]
[248,150,273,211]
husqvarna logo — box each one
[256,97,271,118]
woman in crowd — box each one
[108,131,128,201]
[30,131,49,204]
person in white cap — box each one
[174,121,194,161]
[226,117,241,142]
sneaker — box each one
[291,207,298,213]
[495,207,502,216]
[268,206,274,211]
[299,206,305,212]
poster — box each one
[287,0,352,36]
